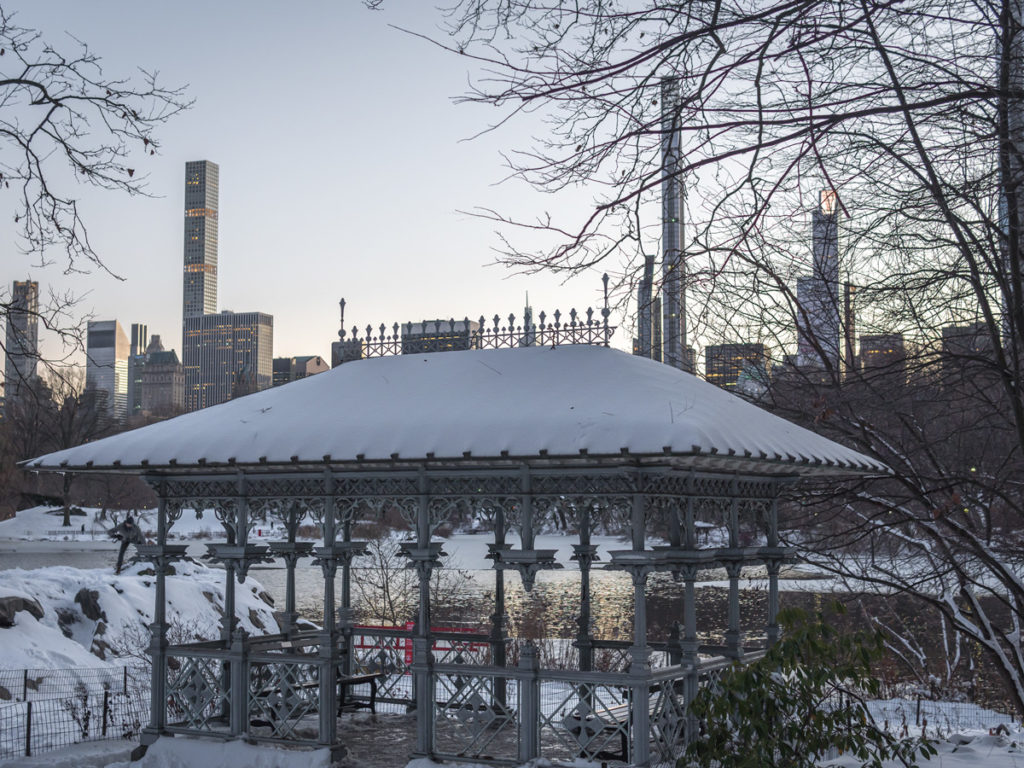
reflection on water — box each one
[251,562,778,648]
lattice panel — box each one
[539,681,631,762]
[649,680,687,759]
[699,664,726,694]
[593,645,632,673]
[350,632,412,706]
[434,637,491,667]
[166,655,228,732]
[434,671,519,761]
[531,473,637,497]
[247,661,320,740]
[428,476,520,498]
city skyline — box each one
[0,2,602,371]
[0,3,997,385]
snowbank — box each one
[823,731,1024,766]
[108,738,333,768]
[0,560,277,671]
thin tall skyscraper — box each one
[660,77,688,371]
[4,280,39,403]
[635,254,655,359]
[180,161,273,410]
[182,160,219,319]
[797,190,842,370]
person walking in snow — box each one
[110,515,144,574]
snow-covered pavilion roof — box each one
[25,345,887,476]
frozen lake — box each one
[0,532,828,645]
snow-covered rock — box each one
[0,560,277,671]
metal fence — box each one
[0,666,146,702]
[0,667,148,760]
[867,697,1017,737]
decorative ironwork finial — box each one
[601,274,611,346]
[338,299,346,341]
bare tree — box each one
[377,1,1024,712]
[0,6,189,390]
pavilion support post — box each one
[227,477,251,732]
[682,493,700,746]
[412,472,435,758]
[340,515,353,677]
[766,498,781,646]
[317,471,339,748]
[141,489,170,748]
[667,499,684,666]
[221,499,238,648]
[766,560,782,646]
[517,643,540,762]
[228,627,246,735]
[283,505,301,637]
[222,564,237,646]
[725,561,743,658]
[628,567,652,767]
[628,491,652,767]
[724,498,742,658]
[681,564,699,746]
[488,505,509,706]
[573,506,595,673]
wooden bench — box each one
[249,671,383,728]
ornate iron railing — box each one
[333,275,615,362]
[156,633,756,765]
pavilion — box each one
[25,341,885,766]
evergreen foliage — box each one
[683,604,937,768]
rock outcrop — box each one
[0,595,44,627]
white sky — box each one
[1,1,619,366]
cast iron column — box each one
[724,497,742,657]
[572,506,596,672]
[766,498,781,646]
[140,486,170,748]
[412,470,435,757]
[317,470,339,748]
[488,504,509,706]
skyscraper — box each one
[86,320,130,422]
[941,322,993,386]
[180,161,273,410]
[4,280,39,404]
[661,77,689,372]
[183,311,273,411]
[705,343,768,390]
[635,254,656,360]
[182,161,219,319]
[127,323,148,418]
[859,333,906,383]
[796,190,842,370]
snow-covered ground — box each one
[0,559,276,671]
[1,730,1024,768]
[0,506,229,542]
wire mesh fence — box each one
[0,667,148,760]
[868,697,1017,737]
[0,666,147,702]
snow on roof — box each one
[24,345,887,475]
